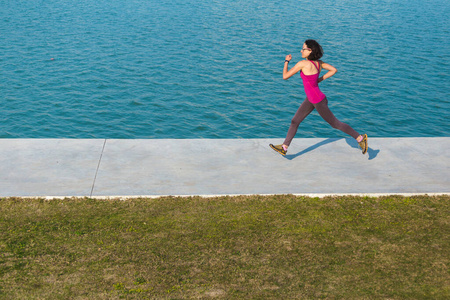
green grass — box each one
[0,195,449,299]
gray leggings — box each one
[283,97,359,146]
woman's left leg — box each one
[283,98,315,146]
[270,98,314,155]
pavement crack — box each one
[90,139,107,197]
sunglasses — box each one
[301,48,311,52]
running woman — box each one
[270,39,368,156]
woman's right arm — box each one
[318,62,337,83]
[283,55,305,80]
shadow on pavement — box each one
[284,137,380,160]
[285,138,342,160]
[345,138,380,160]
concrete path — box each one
[0,138,448,198]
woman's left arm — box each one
[318,62,337,83]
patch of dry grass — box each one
[0,195,449,299]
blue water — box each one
[1,0,449,139]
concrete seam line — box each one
[90,139,107,197]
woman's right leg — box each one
[283,98,315,146]
[314,98,360,139]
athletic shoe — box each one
[358,134,368,154]
[270,144,287,156]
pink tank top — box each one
[300,61,326,104]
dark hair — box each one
[304,39,323,60]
